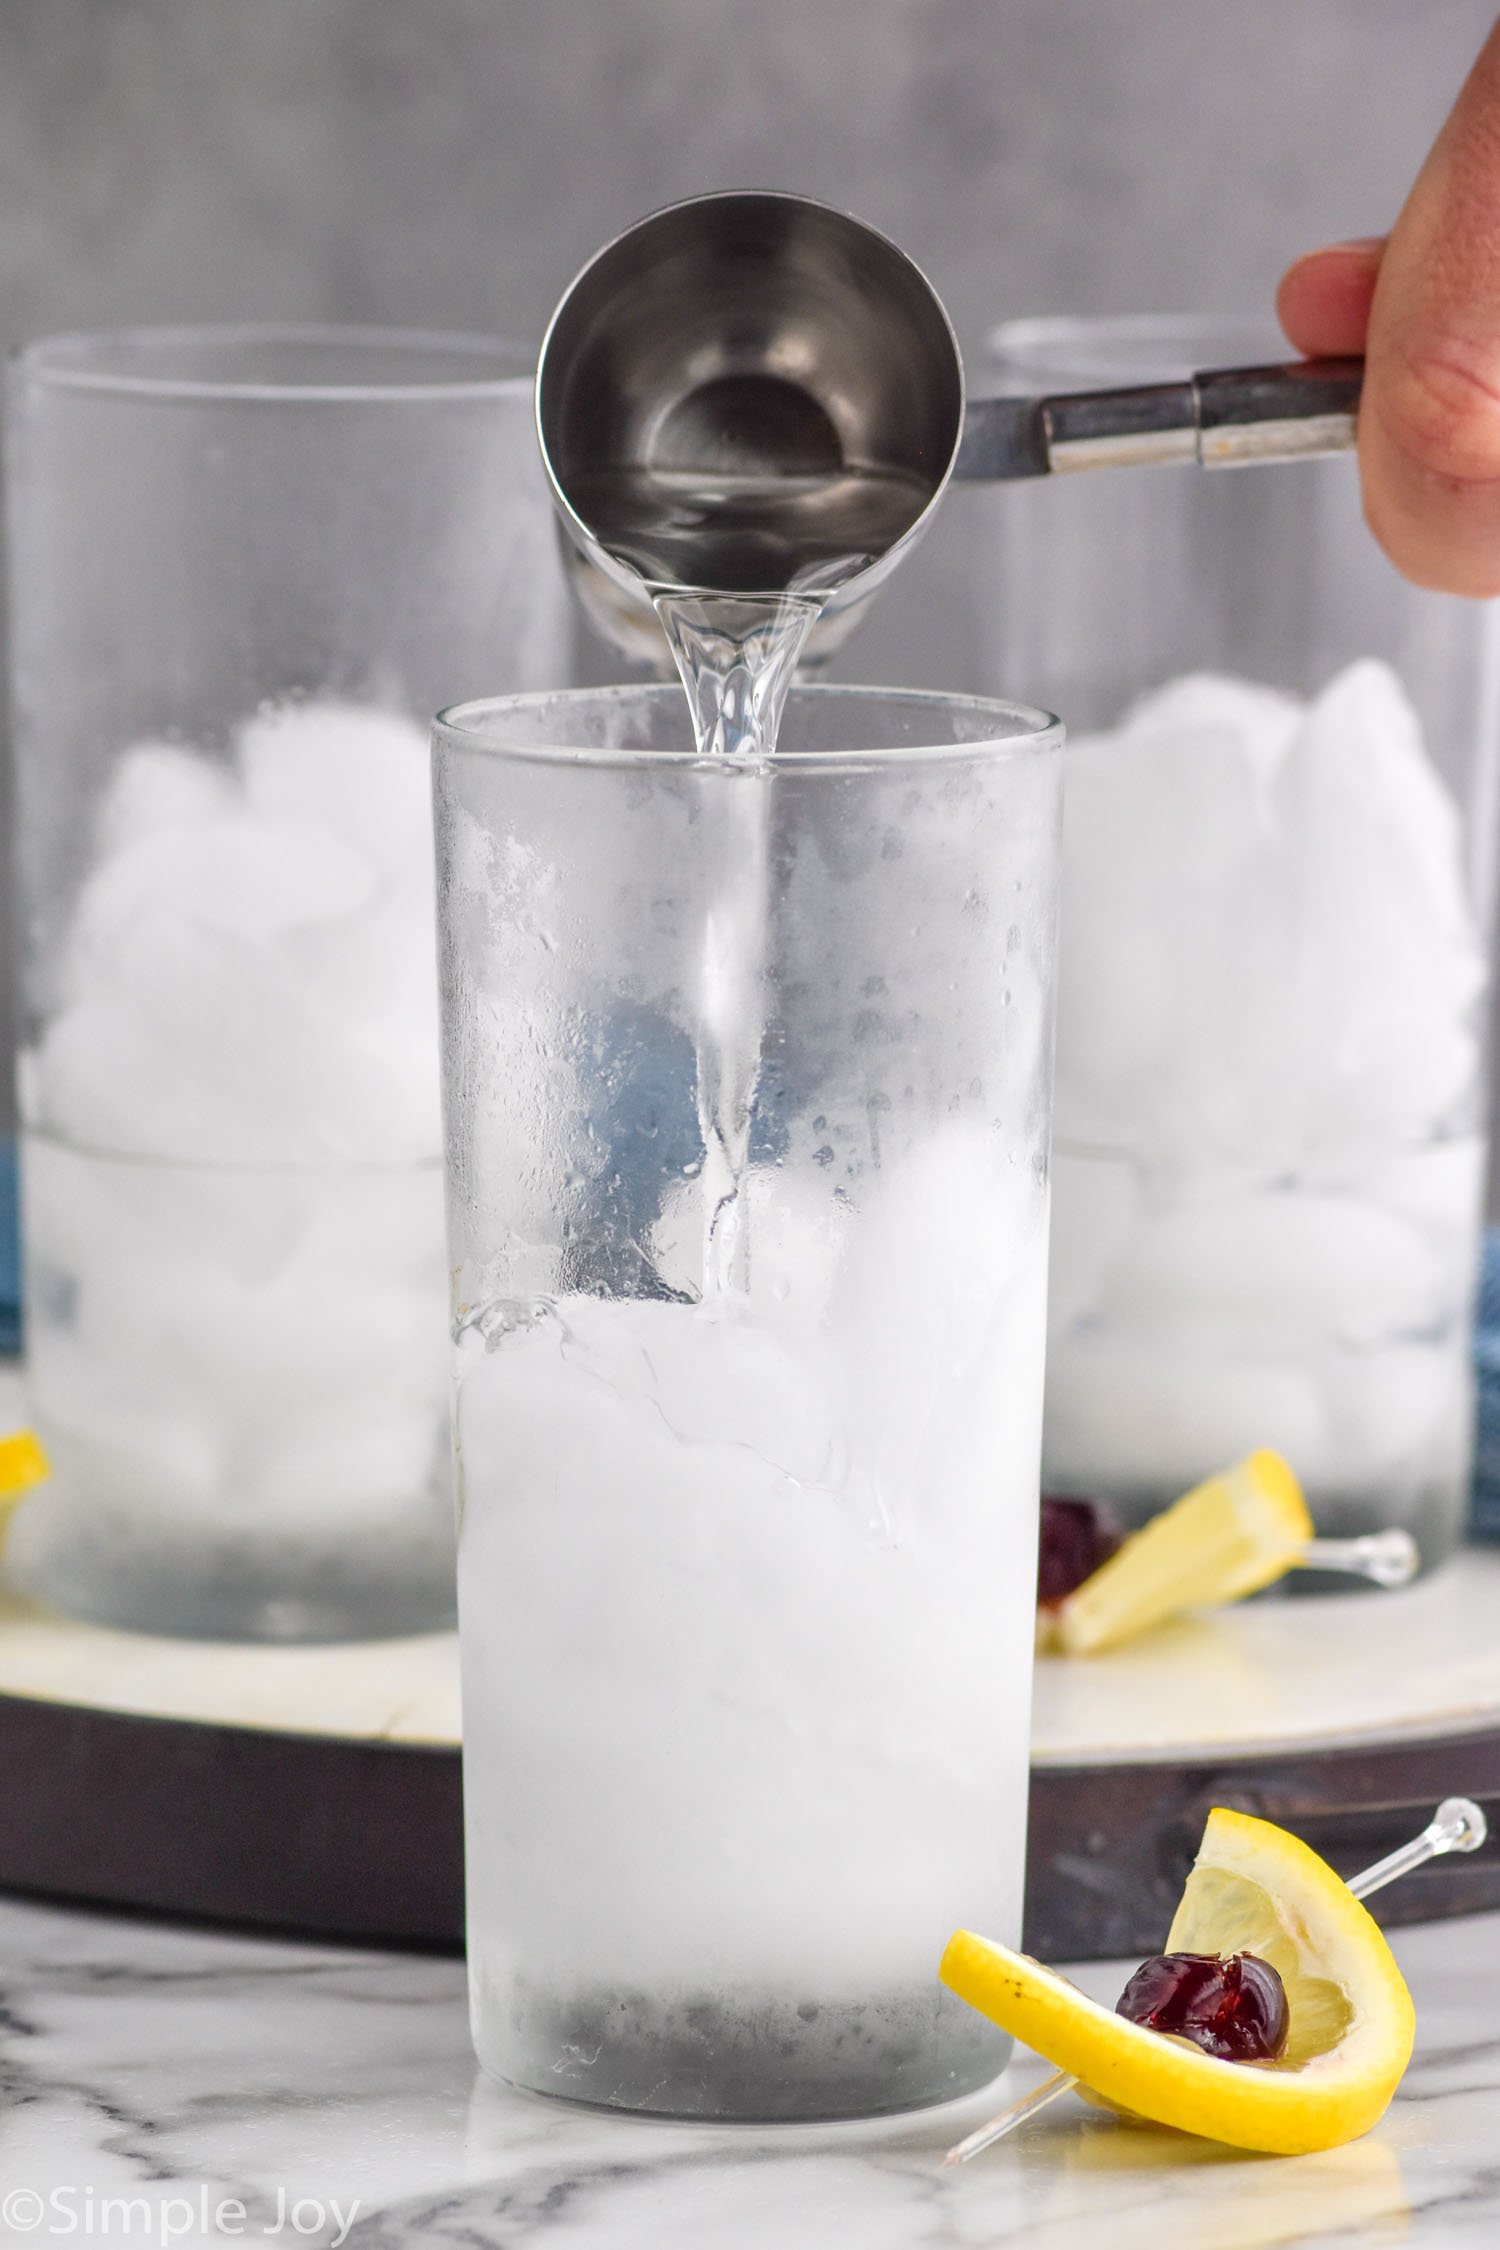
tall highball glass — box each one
[6,327,570,1639]
[437,682,1061,2120]
[973,315,1500,1570]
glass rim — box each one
[8,323,536,404]
[986,311,1285,385]
[435,681,1063,772]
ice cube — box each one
[60,814,375,977]
[60,1199,446,1427]
[825,1124,1049,1538]
[23,1316,227,1509]
[1053,673,1303,1163]
[18,701,457,1612]
[1320,1338,1470,1493]
[32,920,404,1162]
[1046,1146,1141,1333]
[1273,659,1486,1146]
[1096,1188,1444,1356]
[1052,660,1486,1173]
[457,1282,1032,1991]
[1043,658,1488,1512]
[743,1164,853,1327]
[1120,671,1304,779]
[550,1295,845,1490]
[30,703,450,1164]
[95,740,237,852]
[23,1133,308,1292]
[245,1404,446,1524]
[1043,1329,1330,1497]
[1316,1135,1485,1311]
[240,701,434,889]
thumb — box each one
[1276,238,1385,360]
[1346,21,1500,595]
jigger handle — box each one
[954,357,1363,481]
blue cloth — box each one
[1470,1226,1500,1540]
[0,1142,17,1358]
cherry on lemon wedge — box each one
[941,1807,1415,2155]
[1048,1449,1313,1655]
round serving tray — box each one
[0,1546,1496,1959]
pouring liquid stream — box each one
[586,459,929,1304]
[653,588,817,1301]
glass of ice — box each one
[5,327,571,1639]
[437,682,1062,2120]
[973,315,1500,1573]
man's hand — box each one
[1277,20,1500,596]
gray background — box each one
[1,0,1496,1135]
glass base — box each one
[472,1976,1009,2122]
[5,1502,456,1643]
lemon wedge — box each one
[0,1429,50,1537]
[1050,1449,1312,1655]
[941,1807,1415,2156]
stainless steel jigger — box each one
[537,190,1364,668]
[537,191,965,667]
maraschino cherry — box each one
[1038,1494,1125,1609]
[1116,1949,1290,2064]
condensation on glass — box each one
[436,682,1061,2119]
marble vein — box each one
[0,1896,1498,2247]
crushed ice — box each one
[1046,660,1487,1517]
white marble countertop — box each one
[0,1893,1496,2249]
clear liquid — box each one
[588,462,930,1303]
[651,590,817,1299]
[568,465,930,600]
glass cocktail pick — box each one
[1294,1530,1420,1587]
[942,1795,1489,2166]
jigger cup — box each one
[536,190,965,667]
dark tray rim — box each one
[1,1687,1495,1960]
